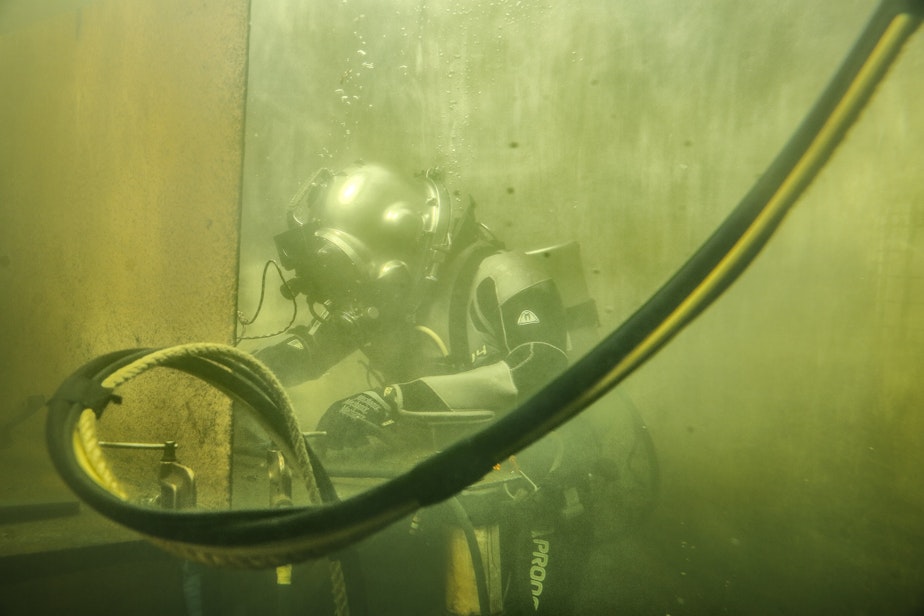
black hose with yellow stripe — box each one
[46,0,923,568]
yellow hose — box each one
[73,408,128,499]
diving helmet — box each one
[274,162,452,328]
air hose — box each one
[46,0,922,569]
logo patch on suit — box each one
[517,309,540,325]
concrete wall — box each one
[238,0,924,613]
[0,0,249,537]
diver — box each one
[253,161,588,615]
[257,162,570,448]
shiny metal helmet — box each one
[274,162,452,328]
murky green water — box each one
[1,1,922,614]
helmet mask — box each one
[274,163,451,333]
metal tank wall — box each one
[238,0,924,614]
[0,0,248,610]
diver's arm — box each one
[395,262,570,413]
[396,341,568,412]
[313,255,569,446]
[253,319,358,387]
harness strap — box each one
[446,240,500,369]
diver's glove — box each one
[317,388,398,449]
